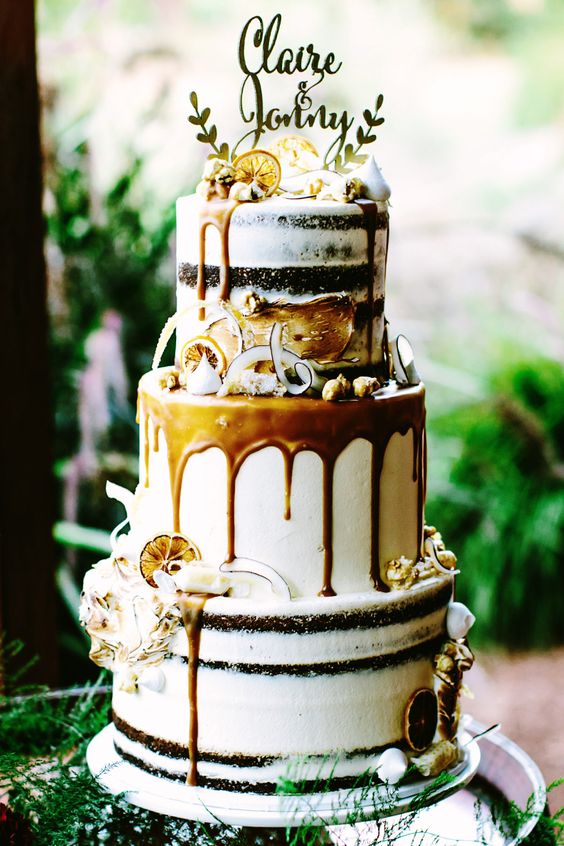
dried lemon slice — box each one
[267,135,320,173]
[403,688,439,752]
[232,149,281,196]
[181,335,227,376]
[140,533,201,588]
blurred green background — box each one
[37,0,564,683]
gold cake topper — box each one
[188,13,385,172]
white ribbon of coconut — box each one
[151,298,244,371]
[424,536,461,577]
[269,323,314,395]
[106,481,135,552]
[391,334,421,386]
[270,323,326,395]
[221,327,324,394]
[220,558,291,600]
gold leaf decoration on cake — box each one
[239,293,355,364]
[140,533,201,588]
[403,688,438,752]
[203,318,242,367]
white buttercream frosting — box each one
[185,354,223,395]
[138,666,166,693]
[446,601,476,640]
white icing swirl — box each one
[349,155,391,201]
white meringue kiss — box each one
[185,354,222,396]
[377,747,408,785]
[446,601,476,640]
[349,155,391,202]
[138,666,166,693]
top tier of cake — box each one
[175,195,389,375]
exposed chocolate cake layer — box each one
[199,581,451,634]
[178,262,372,296]
[225,208,389,232]
[114,741,382,793]
[112,711,398,765]
[169,634,444,676]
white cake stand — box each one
[87,723,481,828]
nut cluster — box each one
[159,369,185,392]
[196,157,269,203]
[318,176,365,204]
[322,373,381,402]
[196,158,237,201]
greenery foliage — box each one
[1,648,561,844]
[427,356,564,648]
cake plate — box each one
[87,723,481,828]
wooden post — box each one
[0,1,58,686]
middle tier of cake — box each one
[136,370,427,597]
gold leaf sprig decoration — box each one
[326,95,385,173]
[187,91,230,160]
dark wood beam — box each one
[0,0,58,686]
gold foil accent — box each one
[241,294,355,363]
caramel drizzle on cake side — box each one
[196,199,238,319]
[178,593,210,786]
[139,389,426,596]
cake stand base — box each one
[87,723,480,828]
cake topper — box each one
[188,13,385,172]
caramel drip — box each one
[413,423,426,559]
[371,447,388,592]
[143,413,150,488]
[152,423,161,453]
[283,450,295,521]
[419,422,427,557]
[140,384,426,592]
[320,457,336,596]
[355,199,378,364]
[179,593,209,787]
[197,200,238,319]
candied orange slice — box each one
[140,533,201,588]
[232,149,281,196]
[268,134,319,173]
[403,688,438,752]
[181,335,227,376]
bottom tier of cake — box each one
[110,577,454,794]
